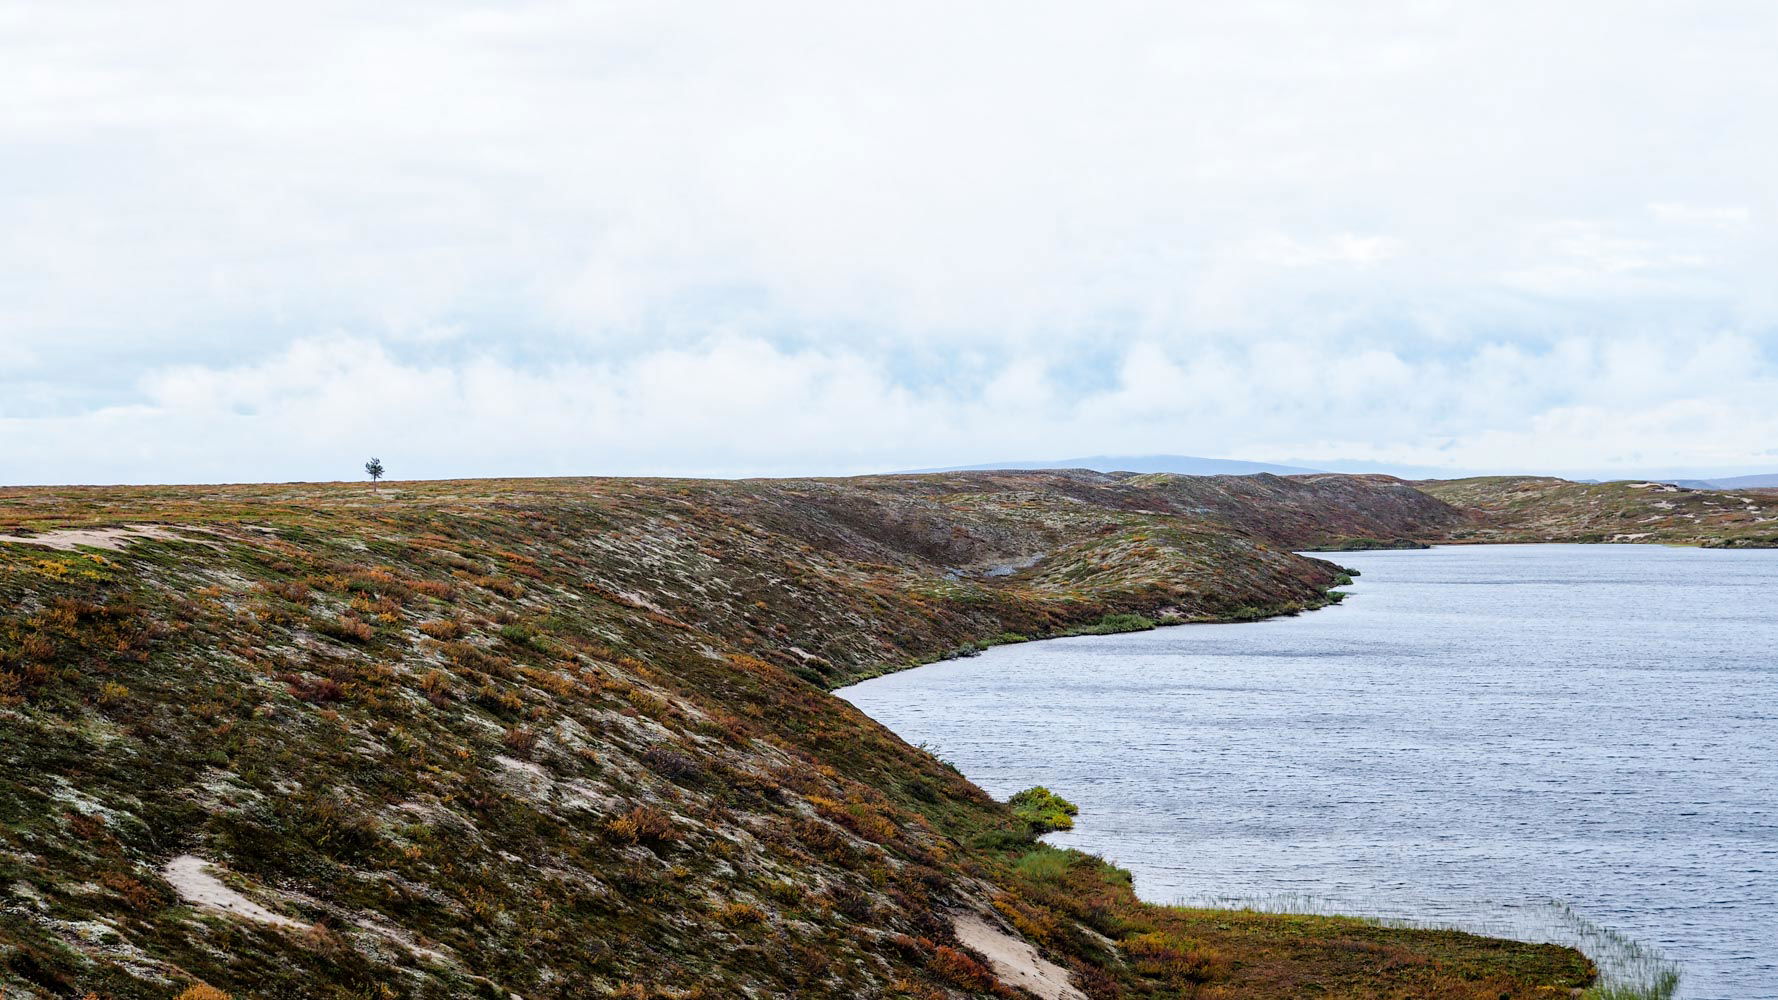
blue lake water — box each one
[838,544,1778,1000]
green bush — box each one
[1009,786,1079,832]
[1061,613,1156,637]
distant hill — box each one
[910,453,1325,476]
[1610,473,1778,490]
[1572,469,1778,490]
[1697,473,1778,490]
[911,457,1778,491]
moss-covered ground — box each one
[0,471,1599,998]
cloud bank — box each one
[2,1,1775,483]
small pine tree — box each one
[364,457,385,491]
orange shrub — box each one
[285,674,347,703]
[928,946,997,991]
[475,576,526,598]
[605,805,677,847]
[320,615,375,643]
[258,580,310,603]
[415,669,454,704]
[715,901,767,926]
[410,579,456,600]
[100,870,159,912]
[418,619,466,640]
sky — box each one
[3,1,1776,485]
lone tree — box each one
[364,457,385,491]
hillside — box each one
[1417,476,1778,547]
[1128,473,1466,549]
[0,472,1596,999]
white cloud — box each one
[2,1,1776,481]
[1649,202,1753,228]
[4,334,1774,484]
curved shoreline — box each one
[839,548,1704,1000]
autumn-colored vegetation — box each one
[1418,476,1778,547]
[0,471,1608,998]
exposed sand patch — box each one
[162,855,306,929]
[953,911,1086,1000]
[351,914,456,966]
[0,525,192,551]
[493,754,554,801]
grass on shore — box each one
[1172,892,1678,1000]
[981,839,1598,999]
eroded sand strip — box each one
[0,525,200,551]
[161,855,306,929]
[953,911,1087,1000]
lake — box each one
[837,544,1777,1000]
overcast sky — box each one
[3,1,1775,484]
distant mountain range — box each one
[909,454,1324,476]
[908,454,1778,490]
[1669,473,1778,490]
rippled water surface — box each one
[838,545,1777,999]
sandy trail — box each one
[952,911,1086,1000]
[161,855,306,929]
[0,525,192,551]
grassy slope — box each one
[0,472,1592,999]
[1417,476,1778,547]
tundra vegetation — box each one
[1007,788,1078,834]
[0,469,1753,998]
[1416,476,1778,547]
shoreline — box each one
[839,547,1699,1000]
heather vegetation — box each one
[0,469,1681,998]
[1418,476,1778,547]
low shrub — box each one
[415,669,454,704]
[258,580,310,603]
[641,745,701,780]
[418,619,465,640]
[928,945,996,991]
[284,674,347,704]
[1008,786,1078,832]
[1122,930,1229,986]
[410,578,456,600]
[826,883,875,922]
[716,900,768,926]
[605,804,677,847]
[319,615,376,643]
